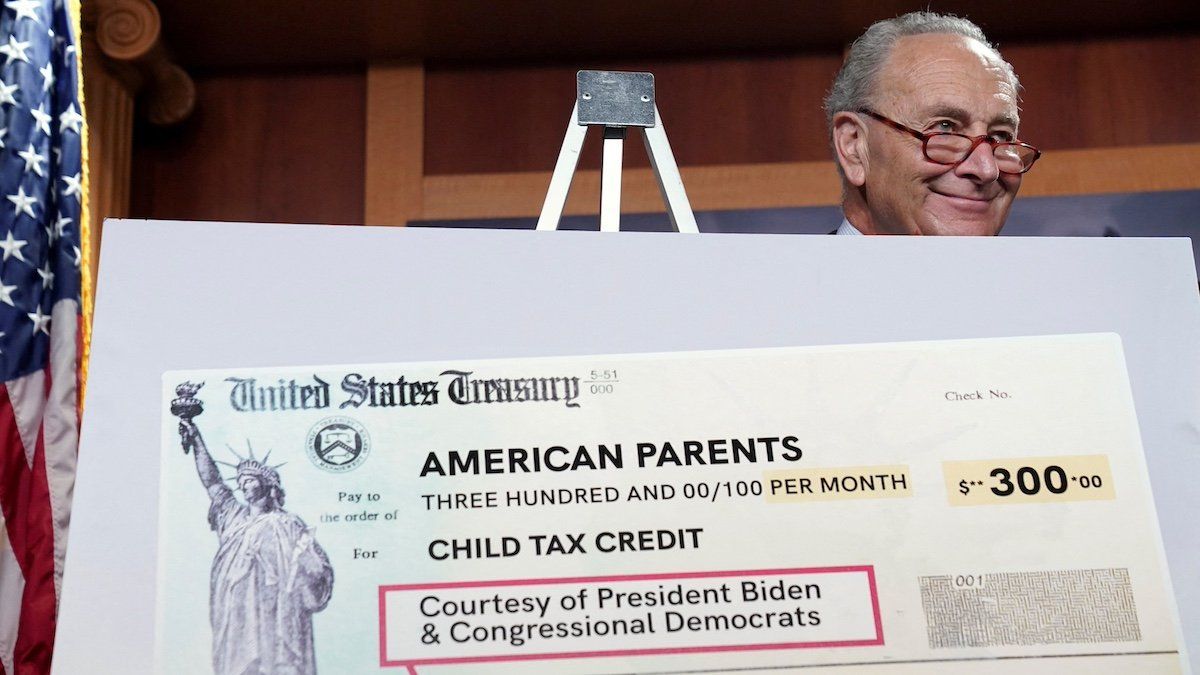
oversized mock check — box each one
[156,335,1184,674]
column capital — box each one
[83,0,195,126]
[90,0,160,61]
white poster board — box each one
[56,220,1200,673]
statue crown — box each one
[236,460,282,488]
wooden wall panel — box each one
[129,34,1200,227]
[130,70,366,225]
[364,63,424,226]
[419,143,1200,220]
[423,54,844,175]
[1005,35,1200,150]
[423,34,1200,178]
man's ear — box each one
[832,111,868,187]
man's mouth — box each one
[931,190,994,211]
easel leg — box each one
[643,105,698,233]
[537,102,588,231]
[600,127,626,233]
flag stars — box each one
[0,0,83,526]
[0,79,18,107]
[0,35,30,65]
[5,0,40,23]
[0,229,27,261]
[60,172,79,201]
[39,61,53,92]
[59,103,82,134]
[18,143,45,176]
[27,305,49,334]
[8,185,37,218]
[30,102,51,135]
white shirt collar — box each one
[835,218,863,235]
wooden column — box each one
[80,0,195,285]
[364,62,425,226]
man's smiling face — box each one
[854,33,1022,235]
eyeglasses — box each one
[858,109,1041,175]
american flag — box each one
[0,0,83,672]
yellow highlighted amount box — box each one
[943,454,1115,506]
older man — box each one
[826,12,1041,235]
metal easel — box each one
[536,70,698,233]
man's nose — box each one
[954,140,1001,184]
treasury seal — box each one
[306,416,370,472]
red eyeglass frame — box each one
[858,109,1042,175]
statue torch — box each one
[170,381,205,454]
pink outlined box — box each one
[379,566,882,673]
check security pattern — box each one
[919,568,1141,648]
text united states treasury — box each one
[156,334,1185,674]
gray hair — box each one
[824,12,1019,129]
